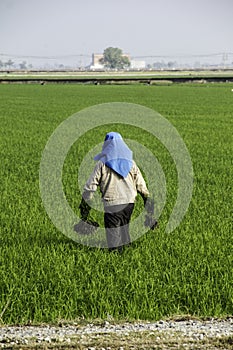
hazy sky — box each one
[0,0,232,62]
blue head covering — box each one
[94,132,133,178]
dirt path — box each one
[0,318,232,349]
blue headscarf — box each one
[94,132,133,178]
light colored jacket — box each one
[83,160,149,207]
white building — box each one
[89,53,104,70]
[130,60,146,69]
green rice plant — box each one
[0,83,232,324]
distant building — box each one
[90,53,104,70]
[130,60,146,69]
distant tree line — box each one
[147,61,178,69]
[0,47,131,70]
[0,59,33,70]
[1,50,233,71]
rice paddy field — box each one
[0,82,232,325]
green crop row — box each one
[0,83,232,324]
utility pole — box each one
[222,53,228,69]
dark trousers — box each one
[104,203,134,251]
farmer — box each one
[79,131,154,252]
